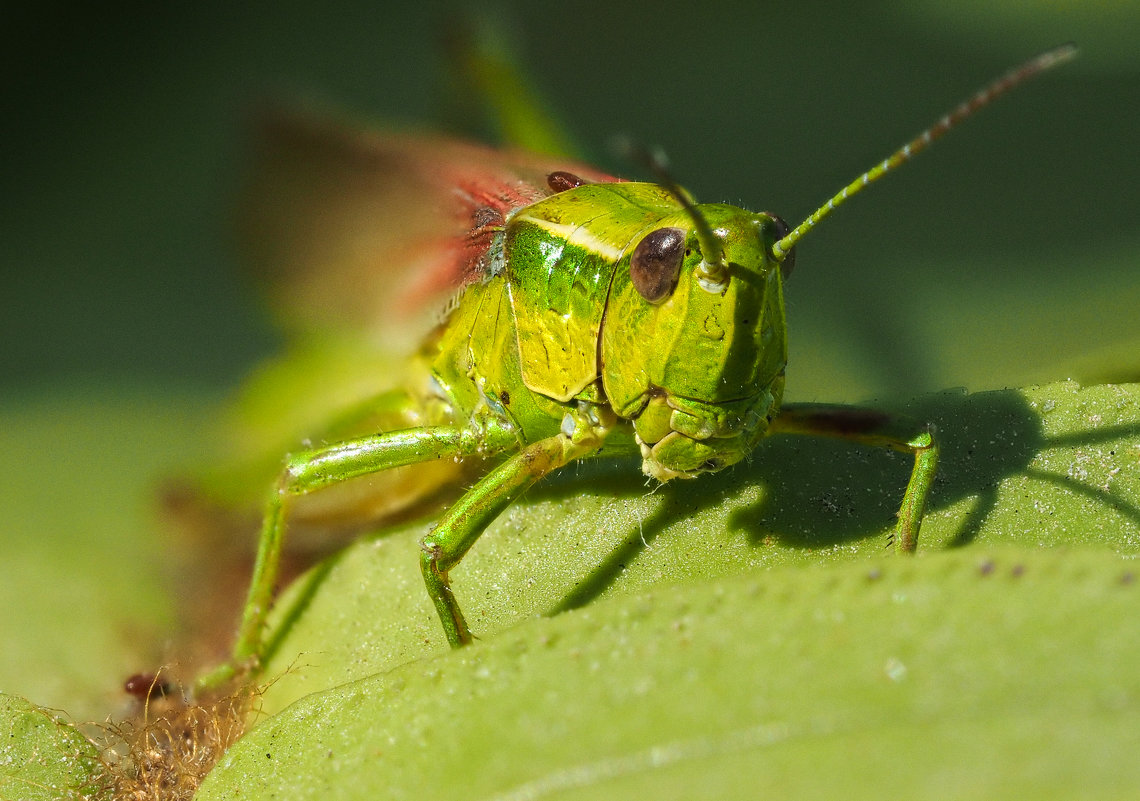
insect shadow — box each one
[545,387,1140,615]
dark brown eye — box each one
[770,214,795,280]
[547,171,587,193]
[631,227,686,303]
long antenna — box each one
[771,43,1077,263]
[622,141,729,289]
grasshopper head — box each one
[594,45,1079,480]
[601,204,791,481]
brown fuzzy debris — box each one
[89,676,260,801]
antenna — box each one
[623,141,729,289]
[770,43,1077,263]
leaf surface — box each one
[194,380,1140,799]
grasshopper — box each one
[199,45,1075,687]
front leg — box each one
[769,403,939,553]
[421,407,612,647]
[196,421,518,690]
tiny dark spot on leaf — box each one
[123,673,171,700]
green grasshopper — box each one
[199,45,1075,688]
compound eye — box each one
[770,214,795,280]
[631,227,686,303]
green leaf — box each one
[194,380,1140,799]
[200,549,1140,800]
[0,693,106,801]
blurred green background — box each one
[3,0,1139,403]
